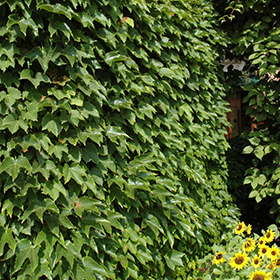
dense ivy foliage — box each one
[216,0,280,222]
[0,0,239,278]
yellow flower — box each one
[272,260,278,269]
[263,229,275,243]
[213,252,226,265]
[267,246,280,260]
[229,251,250,270]
[248,270,272,280]
[258,237,266,247]
[242,237,256,253]
[251,255,262,268]
[266,262,276,271]
[275,258,280,267]
[259,245,270,258]
[247,224,252,235]
[235,222,246,235]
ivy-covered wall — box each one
[0,0,239,279]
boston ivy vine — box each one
[0,0,238,279]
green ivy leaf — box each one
[142,214,164,238]
[63,163,86,185]
[43,179,67,201]
[164,250,185,270]
[0,156,32,180]
[2,113,20,133]
[0,228,17,255]
[159,67,174,77]
[20,198,59,223]
[13,239,40,274]
[62,45,79,67]
[37,3,74,19]
[38,46,61,72]
[20,69,51,88]
[20,134,41,151]
[48,142,68,160]
[42,113,62,136]
[6,87,21,105]
[136,246,153,265]
[73,197,102,217]
[21,101,38,121]
[106,126,130,144]
[18,18,38,36]
[83,143,99,164]
[104,51,129,66]
[83,256,114,278]
[122,17,134,27]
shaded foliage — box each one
[226,136,276,233]
[215,0,280,223]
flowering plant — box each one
[196,222,280,279]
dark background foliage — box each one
[226,136,276,234]
[215,0,280,232]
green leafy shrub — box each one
[197,222,280,279]
[215,0,280,221]
[0,0,239,278]
[226,136,275,229]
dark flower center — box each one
[216,254,222,260]
[253,275,264,280]
[276,258,280,266]
[235,256,244,264]
[254,259,259,264]
[267,263,273,270]
[271,250,276,256]
[266,232,271,238]
[237,225,242,230]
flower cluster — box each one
[197,223,280,279]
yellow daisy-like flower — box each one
[229,251,250,270]
[263,229,275,243]
[213,252,226,265]
[252,255,262,268]
[267,246,280,260]
[259,244,270,258]
[266,262,276,271]
[248,270,272,280]
[258,237,267,247]
[242,237,256,253]
[275,258,280,267]
[235,222,246,235]
[247,224,252,235]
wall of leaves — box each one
[0,0,239,279]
